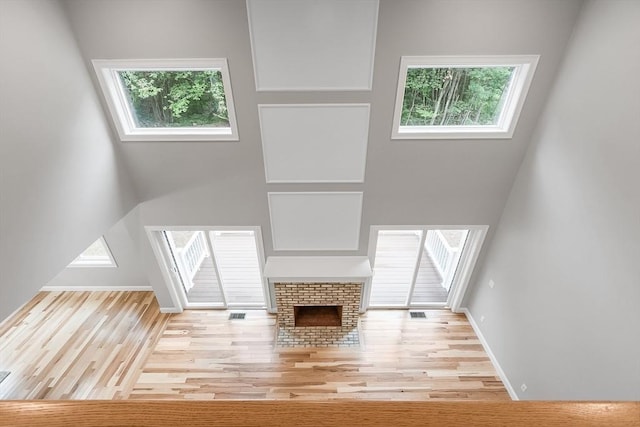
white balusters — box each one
[425,230,461,292]
[176,231,208,291]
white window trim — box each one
[92,58,239,142]
[391,55,539,140]
[68,237,118,268]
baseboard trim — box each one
[159,307,182,314]
[40,286,153,292]
[461,307,519,400]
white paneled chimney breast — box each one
[247,0,379,91]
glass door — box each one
[164,230,226,307]
[369,229,424,307]
[209,230,266,307]
[367,227,471,308]
[410,229,469,306]
[160,228,267,309]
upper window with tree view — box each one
[392,56,538,139]
[119,70,229,128]
[93,59,238,141]
[402,66,514,127]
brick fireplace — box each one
[274,282,362,347]
[264,256,372,348]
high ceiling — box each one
[4,1,640,400]
[61,0,582,256]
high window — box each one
[392,55,538,139]
[68,237,117,268]
[93,59,238,141]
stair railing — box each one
[425,230,461,292]
[175,231,207,291]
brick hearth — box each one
[274,282,361,347]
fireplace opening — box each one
[294,305,342,327]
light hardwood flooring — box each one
[0,291,508,400]
[0,291,169,399]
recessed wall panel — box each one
[259,104,370,183]
[247,0,379,91]
[268,192,363,250]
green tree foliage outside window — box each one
[118,70,229,128]
[401,66,514,127]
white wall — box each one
[0,0,587,324]
[465,0,640,400]
[59,0,582,308]
[0,0,138,321]
[61,0,582,218]
[45,209,148,290]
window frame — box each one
[391,55,539,140]
[92,58,239,142]
[68,237,118,268]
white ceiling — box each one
[61,0,583,256]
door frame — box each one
[145,225,270,311]
[365,225,488,312]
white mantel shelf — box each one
[264,256,372,283]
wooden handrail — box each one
[0,401,637,426]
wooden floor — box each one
[0,291,508,400]
[0,291,169,399]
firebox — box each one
[294,305,342,327]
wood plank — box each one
[130,309,510,400]
[0,401,637,427]
[0,291,170,399]
[2,291,507,401]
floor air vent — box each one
[229,313,246,320]
[410,311,427,319]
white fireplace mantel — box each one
[264,256,372,283]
